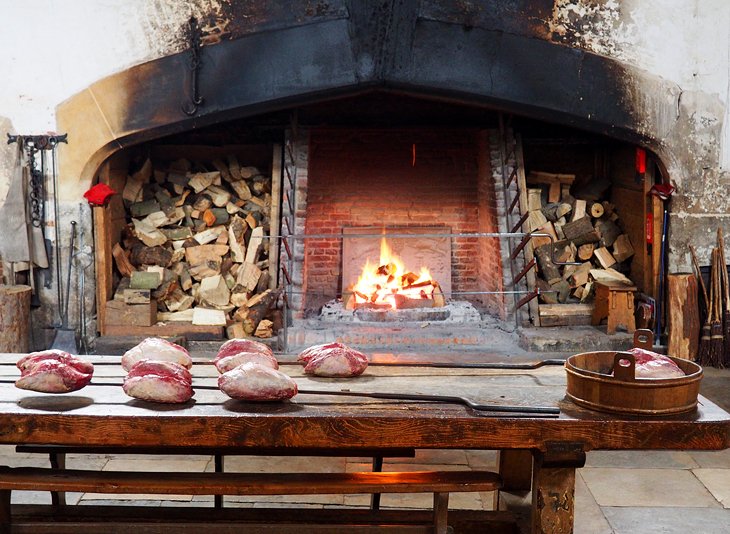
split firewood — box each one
[246,226,265,264]
[612,234,635,262]
[240,166,260,179]
[535,243,562,285]
[185,244,230,265]
[567,262,592,288]
[192,307,227,326]
[254,319,274,338]
[228,155,242,181]
[188,260,222,280]
[194,226,226,245]
[551,280,571,303]
[199,275,231,307]
[532,221,557,248]
[596,218,622,248]
[593,247,617,269]
[590,268,633,285]
[528,188,543,211]
[188,172,220,193]
[212,159,232,182]
[581,282,594,302]
[123,289,151,304]
[112,243,135,277]
[242,289,281,335]
[130,271,162,290]
[541,202,572,222]
[537,278,558,304]
[226,322,246,339]
[129,199,160,218]
[256,270,271,294]
[529,210,548,232]
[228,215,247,263]
[132,219,167,247]
[161,227,193,241]
[230,180,252,201]
[130,244,173,268]
[235,262,262,293]
[203,208,229,227]
[570,199,587,221]
[230,291,249,307]
[562,217,600,246]
[206,185,232,207]
[158,309,195,322]
[251,177,270,195]
[164,289,195,312]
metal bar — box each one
[508,191,521,214]
[510,233,532,261]
[284,216,292,235]
[284,190,293,214]
[510,212,529,234]
[282,236,292,260]
[515,289,539,310]
[513,258,536,285]
[281,264,292,285]
[505,166,517,188]
[284,164,294,189]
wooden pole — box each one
[0,285,31,353]
[667,274,700,360]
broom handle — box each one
[717,228,730,312]
[690,245,710,309]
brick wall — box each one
[304,128,504,314]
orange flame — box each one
[351,237,436,309]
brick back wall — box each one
[304,128,504,314]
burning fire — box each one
[349,237,442,309]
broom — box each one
[690,245,712,364]
[719,228,730,368]
[709,248,725,367]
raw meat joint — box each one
[218,362,298,401]
[217,338,274,360]
[214,351,279,373]
[15,350,94,393]
[297,342,369,377]
[121,337,192,371]
[123,359,194,404]
[617,348,686,379]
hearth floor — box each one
[3,368,729,534]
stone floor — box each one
[3,364,729,534]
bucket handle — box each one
[633,329,654,350]
[612,351,637,382]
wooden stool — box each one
[591,281,637,334]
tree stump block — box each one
[0,285,31,353]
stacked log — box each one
[109,156,278,339]
[527,172,636,305]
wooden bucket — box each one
[565,329,703,415]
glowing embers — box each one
[346,238,445,310]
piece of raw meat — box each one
[126,359,193,383]
[17,349,94,376]
[298,342,368,377]
[123,360,194,404]
[214,351,279,374]
[616,348,686,379]
[121,338,192,371]
[217,338,273,360]
[15,359,93,393]
[218,362,298,401]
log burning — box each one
[345,237,445,310]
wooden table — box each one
[0,354,728,533]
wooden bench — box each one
[15,445,416,509]
[0,466,502,534]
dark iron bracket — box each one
[7,133,68,148]
[181,16,204,116]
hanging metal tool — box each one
[181,16,204,116]
[51,221,78,353]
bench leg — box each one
[0,489,10,534]
[497,449,533,510]
[433,492,449,534]
[49,452,67,506]
[214,454,224,509]
[370,456,383,510]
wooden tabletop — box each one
[0,354,728,452]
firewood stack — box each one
[108,155,278,339]
[527,172,636,305]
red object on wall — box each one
[635,148,647,174]
[83,183,117,206]
[646,213,654,244]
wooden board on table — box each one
[103,322,224,340]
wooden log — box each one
[129,199,160,218]
[589,268,633,285]
[667,273,700,360]
[532,222,557,248]
[612,234,635,262]
[185,245,229,265]
[593,247,617,269]
[235,262,262,293]
[189,260,222,280]
[230,180,253,201]
[228,215,247,263]
[203,208,229,227]
[130,245,173,268]
[581,282,594,302]
[246,226,265,264]
[588,202,605,218]
[227,155,242,181]
[535,244,562,285]
[132,219,167,247]
[529,210,549,232]
[596,219,622,248]
[528,188,543,211]
[541,202,572,222]
[567,262,592,288]
[0,285,31,352]
[537,278,558,304]
[551,280,571,303]
[188,172,219,193]
[199,275,231,307]
[192,307,227,326]
[226,322,246,339]
[254,319,274,338]
[538,303,594,326]
[112,243,135,277]
[193,226,226,245]
[570,199,586,221]
[206,185,232,208]
[577,243,595,261]
[212,159,232,182]
[242,289,281,335]
[130,271,162,290]
[562,217,594,242]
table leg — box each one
[370,456,383,510]
[498,449,532,490]
[432,492,449,534]
[530,444,586,534]
[0,489,10,534]
[50,451,67,506]
[214,454,224,508]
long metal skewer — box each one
[0,380,559,417]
